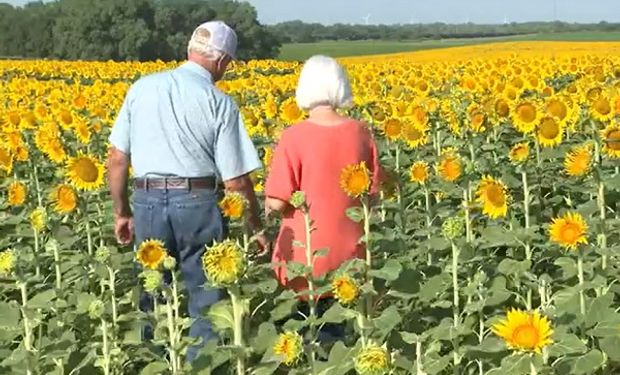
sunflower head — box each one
[141,269,163,294]
[202,240,245,286]
[549,212,588,250]
[590,96,613,122]
[136,239,168,270]
[49,184,77,214]
[7,181,27,207]
[509,142,530,164]
[400,122,428,148]
[66,153,104,191]
[511,101,540,134]
[409,161,429,184]
[475,176,511,219]
[437,149,462,182]
[492,308,553,353]
[537,116,563,148]
[354,344,391,375]
[601,123,620,159]
[340,161,371,198]
[332,274,359,305]
[382,118,402,141]
[218,192,247,220]
[0,249,16,276]
[564,144,593,177]
[273,331,303,366]
[29,207,47,233]
[0,146,13,174]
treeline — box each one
[0,0,281,61]
[268,20,620,43]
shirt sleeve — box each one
[109,86,132,155]
[214,100,262,181]
[264,132,300,202]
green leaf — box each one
[497,258,531,275]
[554,257,577,279]
[346,207,364,223]
[427,237,449,251]
[373,305,402,338]
[418,274,450,302]
[139,361,169,375]
[321,303,357,324]
[586,293,615,328]
[400,332,421,345]
[206,300,234,333]
[251,323,278,354]
[0,302,20,328]
[586,316,620,337]
[28,289,56,309]
[368,259,402,281]
[548,332,587,357]
[599,336,620,361]
[570,349,605,374]
[496,353,532,374]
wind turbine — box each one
[362,13,371,25]
[503,15,509,25]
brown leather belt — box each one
[133,177,217,190]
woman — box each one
[264,55,382,297]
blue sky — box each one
[5,0,620,25]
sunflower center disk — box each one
[512,325,540,349]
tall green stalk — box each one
[229,288,246,375]
[424,187,433,266]
[451,240,460,374]
[302,207,317,371]
[19,281,34,375]
[577,251,586,316]
[100,318,111,375]
[521,171,532,309]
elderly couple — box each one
[107,21,381,360]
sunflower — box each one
[73,121,91,144]
[45,139,67,164]
[65,153,104,191]
[354,344,391,375]
[340,161,371,198]
[136,239,168,270]
[400,122,428,148]
[601,123,620,158]
[7,181,27,207]
[0,249,15,276]
[511,101,541,134]
[545,97,570,126]
[202,240,245,286]
[0,146,13,174]
[409,161,429,184]
[218,192,247,220]
[537,116,563,147]
[509,142,529,164]
[475,176,510,219]
[437,149,462,182]
[332,274,359,305]
[49,184,77,214]
[29,207,47,232]
[590,96,614,123]
[382,118,402,141]
[495,98,510,119]
[549,212,588,250]
[468,109,486,133]
[280,98,304,124]
[492,308,553,353]
[273,331,303,366]
[564,144,592,177]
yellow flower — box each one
[29,207,47,232]
[340,161,371,198]
[409,161,429,184]
[537,116,563,147]
[564,144,592,177]
[65,153,104,191]
[590,96,614,122]
[601,123,620,159]
[136,239,168,270]
[437,150,461,182]
[400,122,428,148]
[492,308,553,353]
[549,212,588,250]
[218,192,247,220]
[0,249,16,276]
[202,240,245,286]
[475,176,510,219]
[7,181,27,207]
[331,274,359,305]
[509,142,529,164]
[511,101,540,134]
[49,184,77,214]
[280,97,304,124]
[0,146,13,174]
[382,118,402,141]
[354,344,391,375]
[273,331,303,366]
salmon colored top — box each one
[264,119,382,292]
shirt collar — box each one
[179,61,214,83]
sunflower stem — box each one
[52,240,62,290]
[100,318,111,375]
[424,187,432,265]
[362,198,374,327]
[577,251,586,316]
[30,162,42,207]
[33,228,41,278]
[302,207,317,371]
[451,240,461,372]
[529,356,537,375]
[415,339,424,375]
[107,266,118,330]
[463,186,473,243]
[522,170,533,310]
[165,288,180,375]
[229,288,246,375]
[597,178,607,271]
[19,281,34,375]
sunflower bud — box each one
[273,331,303,366]
[142,270,162,294]
[289,191,306,209]
[163,256,177,270]
[95,246,111,263]
[332,274,359,306]
[202,240,245,286]
[29,207,47,232]
[88,299,105,320]
[354,344,391,375]
[442,217,465,240]
[0,249,16,276]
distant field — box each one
[277,31,620,60]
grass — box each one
[277,31,620,61]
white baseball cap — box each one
[189,20,238,60]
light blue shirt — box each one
[109,61,261,181]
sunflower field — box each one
[1,41,620,375]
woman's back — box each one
[265,118,381,290]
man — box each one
[106,20,265,360]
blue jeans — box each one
[132,188,226,361]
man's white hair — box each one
[295,55,353,111]
[187,28,225,60]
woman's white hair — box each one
[295,55,353,111]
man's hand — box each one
[114,215,134,246]
[252,231,271,258]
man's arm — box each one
[107,147,132,218]
[223,173,262,233]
